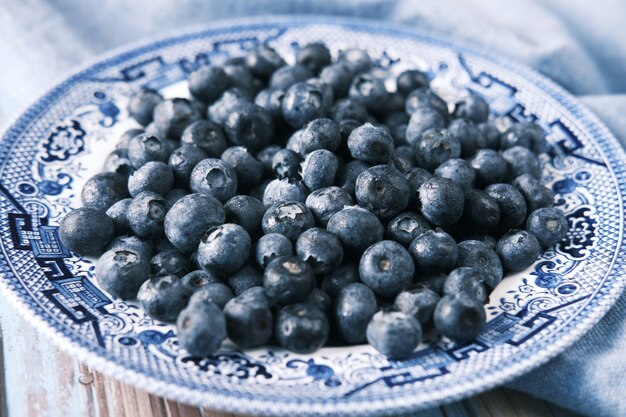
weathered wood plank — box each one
[0,290,581,417]
[0,320,8,417]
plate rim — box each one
[1,14,625,416]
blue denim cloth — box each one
[0,1,625,416]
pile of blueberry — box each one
[59,42,569,359]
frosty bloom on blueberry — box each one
[58,41,566,359]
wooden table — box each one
[0,292,584,417]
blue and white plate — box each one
[1,16,625,416]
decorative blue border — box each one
[1,16,625,416]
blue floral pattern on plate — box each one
[1,16,625,417]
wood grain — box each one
[0,291,582,417]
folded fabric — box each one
[0,1,624,415]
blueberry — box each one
[177,301,226,356]
[180,270,222,292]
[366,310,421,359]
[526,207,569,248]
[168,145,208,186]
[405,88,448,119]
[320,264,359,298]
[443,267,488,302]
[189,158,238,203]
[250,179,272,202]
[60,208,114,253]
[459,189,501,234]
[227,264,263,296]
[223,63,257,95]
[502,146,541,179]
[254,88,285,122]
[127,161,173,197]
[188,66,230,103]
[152,98,201,140]
[396,70,429,95]
[419,177,464,227]
[385,111,414,147]
[327,206,384,253]
[355,165,410,219]
[223,195,265,237]
[223,287,274,348]
[150,249,192,277]
[221,146,263,190]
[180,120,228,157]
[272,149,302,180]
[337,160,370,196]
[305,186,353,227]
[434,158,476,189]
[330,98,369,123]
[300,118,341,154]
[254,233,293,268]
[296,42,332,74]
[496,229,541,271]
[405,108,446,147]
[128,88,163,126]
[164,193,225,252]
[137,274,191,322]
[418,273,447,295]
[453,95,489,124]
[448,118,486,157]
[349,73,389,112]
[189,283,234,309]
[245,44,286,79]
[337,48,373,76]
[106,235,152,260]
[262,179,310,207]
[319,63,351,98]
[105,198,132,234]
[501,122,547,152]
[406,167,433,208]
[197,224,251,276]
[296,228,343,275]
[477,122,501,150]
[81,172,129,212]
[359,240,414,298]
[95,249,150,300]
[394,287,440,327]
[257,145,283,175]
[409,229,458,274]
[434,293,486,343]
[347,123,394,164]
[485,183,527,233]
[456,240,503,288]
[263,255,314,305]
[281,81,332,128]
[334,283,378,344]
[164,188,189,206]
[116,128,144,150]
[414,128,461,171]
[285,129,304,154]
[103,149,135,178]
[512,174,554,212]
[301,149,340,191]
[127,133,171,168]
[307,288,332,315]
[275,303,329,353]
[386,212,431,246]
[224,103,274,151]
[469,149,508,186]
[270,64,313,90]
[391,144,415,171]
[208,87,253,126]
[463,234,498,251]
[261,201,315,241]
